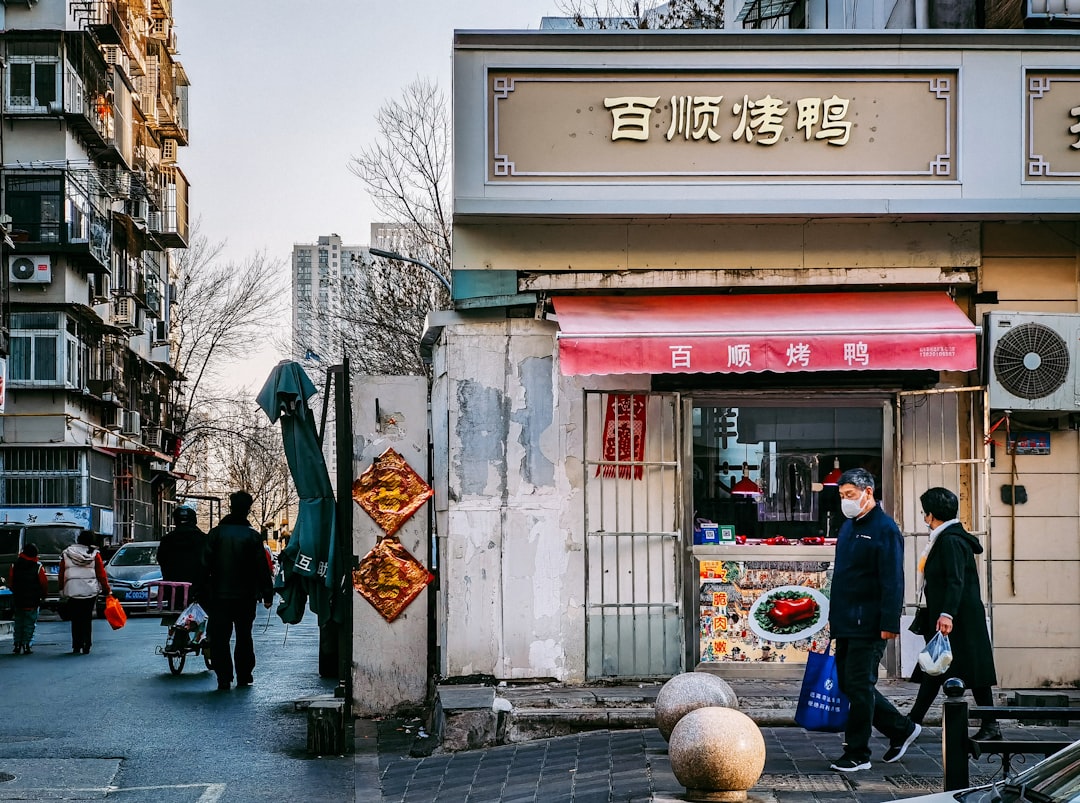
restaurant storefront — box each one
[433,30,1080,688]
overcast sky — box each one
[176,0,556,386]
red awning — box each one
[552,292,978,376]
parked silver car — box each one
[98,541,161,614]
[896,737,1080,802]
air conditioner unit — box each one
[122,409,142,437]
[986,312,1080,411]
[114,297,135,327]
[145,428,164,450]
[9,255,52,284]
[147,211,162,231]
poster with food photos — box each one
[698,559,834,664]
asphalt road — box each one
[0,608,353,802]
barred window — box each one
[0,448,86,506]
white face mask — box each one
[840,497,865,519]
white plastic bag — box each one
[918,631,953,676]
[173,601,208,638]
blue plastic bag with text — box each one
[795,642,850,732]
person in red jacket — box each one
[9,542,48,654]
[58,531,111,654]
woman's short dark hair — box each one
[77,529,96,548]
[920,487,959,521]
[23,542,38,558]
[838,467,875,492]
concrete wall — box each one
[978,222,1080,687]
[436,317,597,682]
[351,375,431,715]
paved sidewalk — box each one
[358,719,1080,802]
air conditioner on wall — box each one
[8,255,52,284]
[986,312,1080,411]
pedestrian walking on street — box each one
[58,530,111,655]
[908,486,1000,740]
[203,491,274,691]
[9,542,48,654]
[158,505,207,651]
[826,468,921,773]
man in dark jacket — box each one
[203,491,274,691]
[158,506,206,586]
[827,468,920,772]
[158,506,207,651]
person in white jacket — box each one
[58,531,111,654]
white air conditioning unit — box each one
[986,312,1080,411]
[9,255,52,284]
[145,427,164,450]
[122,409,142,437]
[114,297,135,326]
[147,211,162,231]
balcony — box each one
[3,169,112,270]
[158,165,188,247]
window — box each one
[8,312,86,388]
[6,175,62,243]
[0,448,86,506]
[7,58,59,110]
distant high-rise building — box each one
[291,234,368,364]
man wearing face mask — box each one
[826,468,921,773]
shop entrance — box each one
[583,390,683,680]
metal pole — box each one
[333,359,354,745]
[942,681,970,791]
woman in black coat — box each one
[908,487,1000,739]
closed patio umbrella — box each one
[256,360,340,625]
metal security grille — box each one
[583,390,682,680]
[895,387,989,604]
[0,447,86,505]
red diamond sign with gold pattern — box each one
[352,537,433,622]
[352,447,433,537]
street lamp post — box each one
[368,247,451,295]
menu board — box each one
[698,559,834,664]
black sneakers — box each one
[883,723,922,763]
[830,756,872,772]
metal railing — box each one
[942,682,1080,790]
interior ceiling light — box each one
[731,461,761,496]
[823,456,842,487]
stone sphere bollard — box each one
[668,706,766,802]
[655,671,739,741]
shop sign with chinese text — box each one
[489,70,957,183]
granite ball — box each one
[655,672,739,741]
[669,706,766,802]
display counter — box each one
[693,544,836,675]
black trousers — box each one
[207,598,258,685]
[835,637,913,761]
[68,597,97,651]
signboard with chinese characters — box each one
[1025,71,1080,182]
[488,70,957,183]
[698,558,833,665]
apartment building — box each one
[0,0,190,544]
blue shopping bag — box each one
[794,642,850,732]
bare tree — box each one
[169,222,287,460]
[554,0,725,28]
[332,77,451,378]
[177,392,296,533]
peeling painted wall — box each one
[436,319,589,681]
